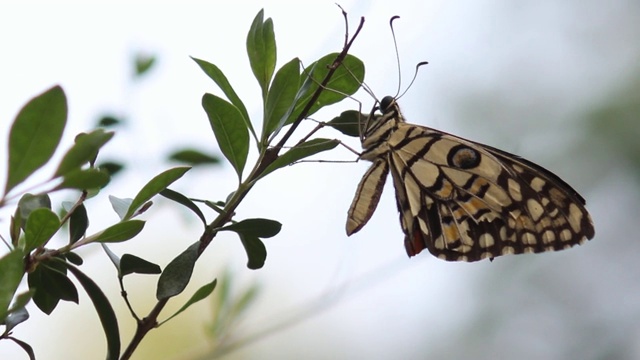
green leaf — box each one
[162,278,217,324]
[191,57,254,138]
[327,110,367,137]
[4,295,32,332]
[101,244,121,270]
[168,148,221,166]
[157,242,199,300]
[39,264,79,303]
[202,94,250,179]
[65,263,120,360]
[5,85,67,194]
[285,53,365,125]
[54,130,114,177]
[24,208,60,253]
[134,53,156,77]
[0,249,25,321]
[54,168,110,191]
[120,254,161,276]
[221,218,281,238]
[65,251,84,265]
[17,193,51,230]
[98,161,124,176]
[260,138,340,179]
[263,58,300,139]
[91,220,145,243]
[159,188,207,226]
[27,260,66,314]
[68,203,88,244]
[97,115,122,128]
[108,195,131,220]
[246,9,276,98]
[239,234,266,270]
[124,166,190,220]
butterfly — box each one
[346,95,595,261]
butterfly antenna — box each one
[389,15,402,98]
[397,61,429,99]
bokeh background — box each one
[1,1,639,359]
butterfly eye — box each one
[447,145,481,169]
[379,96,395,113]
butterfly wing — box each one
[388,122,594,261]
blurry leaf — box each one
[54,168,110,191]
[162,278,217,324]
[191,57,254,137]
[97,115,122,128]
[4,296,31,332]
[263,58,300,139]
[260,138,340,179]
[10,214,21,247]
[24,208,60,253]
[109,195,132,220]
[134,54,156,77]
[285,53,364,125]
[124,166,191,220]
[98,161,124,176]
[120,254,161,276]
[17,194,51,230]
[168,148,221,166]
[157,242,200,300]
[221,218,281,238]
[69,203,88,244]
[64,251,83,266]
[0,249,25,321]
[92,220,145,243]
[101,244,121,270]
[247,9,276,98]
[54,130,114,177]
[327,110,367,137]
[239,234,266,270]
[202,94,249,179]
[65,263,120,360]
[230,283,259,319]
[5,337,35,360]
[5,85,67,194]
[160,188,207,226]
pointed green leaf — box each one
[68,203,88,244]
[101,244,121,270]
[239,234,266,270]
[202,94,249,179]
[134,54,156,77]
[54,130,114,177]
[97,115,122,128]
[5,85,67,194]
[260,138,339,179]
[65,263,120,360]
[24,208,60,252]
[247,10,276,97]
[168,148,221,166]
[327,110,367,137]
[98,161,124,176]
[0,249,25,321]
[157,242,199,300]
[4,296,32,332]
[191,57,254,137]
[38,264,78,303]
[54,168,110,191]
[28,262,62,314]
[160,188,207,226]
[162,278,217,324]
[92,220,145,243]
[263,58,300,139]
[124,166,190,220]
[120,254,161,276]
[285,53,364,125]
[221,218,281,238]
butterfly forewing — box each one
[346,97,595,261]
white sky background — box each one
[1,1,639,359]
